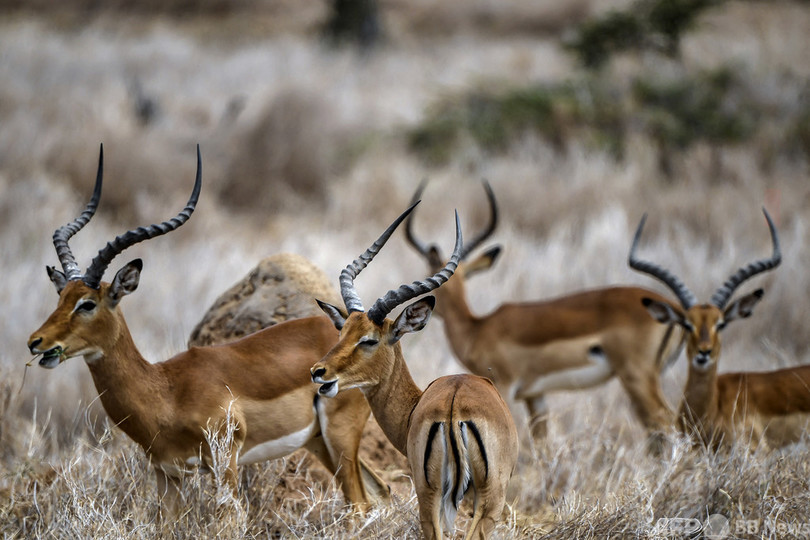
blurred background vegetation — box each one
[2,0,810,537]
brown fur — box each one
[645,300,810,450]
[424,250,684,448]
[28,278,388,517]
[313,309,519,540]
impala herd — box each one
[24,145,810,537]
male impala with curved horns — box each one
[629,209,810,449]
[405,181,686,449]
[27,145,388,518]
[311,204,518,540]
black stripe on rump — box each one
[464,420,489,480]
[423,422,442,489]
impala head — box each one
[404,180,499,314]
[629,209,780,372]
[311,202,463,397]
[28,144,202,368]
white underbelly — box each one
[514,345,614,399]
[237,420,317,465]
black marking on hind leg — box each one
[424,422,442,489]
[465,420,489,480]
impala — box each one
[404,181,685,448]
[311,204,519,540]
[27,145,388,518]
[629,209,810,449]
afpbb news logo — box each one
[653,514,729,538]
[654,514,810,539]
[734,518,810,537]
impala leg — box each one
[305,435,373,513]
[744,419,769,452]
[465,490,487,540]
[311,391,384,512]
[155,467,183,526]
[525,395,549,442]
[215,414,244,505]
[462,480,507,540]
[225,447,240,500]
[466,503,500,540]
[358,457,391,503]
[613,364,673,454]
[465,437,510,540]
[415,485,443,540]
[304,434,336,471]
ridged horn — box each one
[709,208,781,309]
[459,180,497,260]
[52,143,104,281]
[404,179,431,258]
[367,210,463,326]
[405,179,497,262]
[82,145,202,289]
[339,201,421,314]
[628,213,698,309]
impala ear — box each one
[108,259,142,306]
[317,299,348,330]
[46,266,69,294]
[642,297,688,328]
[723,288,765,324]
[390,296,435,344]
[464,245,502,279]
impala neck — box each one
[434,278,479,364]
[362,344,423,456]
[679,363,719,439]
[84,314,167,446]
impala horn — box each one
[366,211,462,326]
[49,145,202,290]
[339,202,464,326]
[82,145,202,289]
[405,179,497,261]
[628,213,698,310]
[52,143,104,282]
[709,208,781,309]
[629,209,781,310]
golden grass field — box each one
[2,1,810,537]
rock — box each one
[188,253,341,347]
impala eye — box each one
[682,321,695,333]
[358,338,378,347]
[76,300,97,313]
[716,320,727,331]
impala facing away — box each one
[405,181,685,448]
[629,209,810,450]
[311,204,519,540]
[27,146,388,518]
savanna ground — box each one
[2,0,810,538]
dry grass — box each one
[2,1,810,538]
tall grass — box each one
[2,1,810,537]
